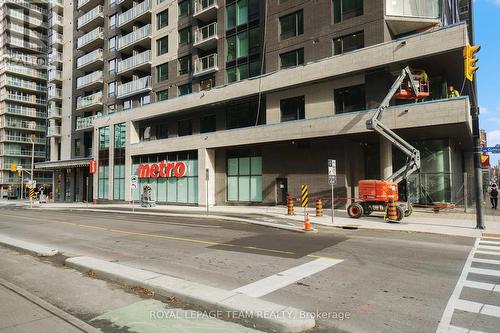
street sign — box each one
[130,175,138,190]
[28,180,36,189]
[301,185,309,207]
[328,159,337,185]
[481,147,500,154]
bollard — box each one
[386,200,398,222]
[287,195,295,215]
[304,213,312,231]
[315,199,323,217]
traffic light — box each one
[464,44,480,81]
[10,163,17,172]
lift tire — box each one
[404,203,413,217]
[396,206,405,221]
[347,203,364,219]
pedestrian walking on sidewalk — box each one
[489,183,498,209]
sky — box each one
[475,0,500,165]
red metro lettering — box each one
[137,161,187,178]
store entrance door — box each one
[276,178,288,205]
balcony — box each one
[47,126,61,137]
[118,25,151,53]
[4,65,47,81]
[76,115,96,130]
[194,53,218,77]
[7,37,47,53]
[193,0,218,21]
[77,0,100,12]
[6,9,48,30]
[48,84,62,101]
[117,50,151,76]
[76,71,103,91]
[2,135,45,145]
[48,69,62,83]
[4,91,45,105]
[3,52,42,67]
[193,22,218,50]
[3,149,46,158]
[50,14,63,29]
[117,76,151,99]
[385,0,441,35]
[1,104,47,118]
[77,5,104,31]
[76,91,102,111]
[118,1,151,29]
[48,103,62,119]
[6,22,47,40]
[51,0,63,12]
[77,27,104,52]
[76,49,104,71]
[4,119,45,132]
[49,51,63,65]
[6,0,48,16]
[5,77,46,93]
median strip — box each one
[0,234,58,257]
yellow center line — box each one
[1,212,343,261]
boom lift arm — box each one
[365,66,421,184]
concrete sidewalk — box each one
[6,200,500,238]
[0,277,99,333]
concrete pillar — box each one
[380,138,393,180]
[124,121,133,202]
[108,125,115,201]
[49,137,58,161]
[198,148,215,207]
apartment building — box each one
[37,0,476,207]
[0,0,52,199]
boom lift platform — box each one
[347,67,428,221]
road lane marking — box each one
[469,267,500,277]
[462,280,499,292]
[233,258,343,298]
[477,245,500,251]
[479,240,500,246]
[475,250,500,256]
[436,238,480,333]
[0,212,337,259]
[448,324,487,333]
[472,257,500,266]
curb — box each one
[0,234,58,257]
[44,207,307,233]
[0,277,100,333]
[66,256,315,333]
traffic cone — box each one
[287,195,295,215]
[386,200,398,222]
[304,213,312,231]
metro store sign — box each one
[137,161,187,178]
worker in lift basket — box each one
[448,85,460,98]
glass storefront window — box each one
[227,156,262,202]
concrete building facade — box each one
[0,0,52,199]
[37,0,477,208]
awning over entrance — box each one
[35,158,92,170]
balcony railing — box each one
[3,149,46,158]
[6,0,48,15]
[48,85,62,99]
[118,1,150,27]
[7,9,48,28]
[47,126,61,137]
[118,24,150,50]
[5,65,47,80]
[194,22,217,45]
[117,50,151,74]
[76,115,96,130]
[385,0,440,18]
[5,77,46,92]
[77,27,103,49]
[5,91,45,105]
[117,76,151,99]
[7,22,47,40]
[48,69,62,82]
[77,5,104,29]
[7,37,47,53]
[76,49,103,69]
[49,51,63,64]
[193,0,218,16]
[76,70,103,89]
[48,105,62,118]
[194,53,218,75]
[49,32,63,45]
[2,104,47,118]
[4,52,42,67]
[4,135,45,144]
[50,14,63,27]
[76,91,102,110]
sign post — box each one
[206,168,209,216]
[328,159,337,224]
[130,175,138,212]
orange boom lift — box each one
[347,67,429,221]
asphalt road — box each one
[0,206,479,332]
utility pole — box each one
[30,135,35,209]
[472,106,484,229]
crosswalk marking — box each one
[475,250,500,256]
[448,324,487,333]
[472,257,500,266]
[479,240,500,246]
[463,280,500,292]
[481,237,500,241]
[469,267,500,277]
[477,245,500,251]
[455,299,500,318]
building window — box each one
[334,84,366,114]
[108,81,116,97]
[178,83,192,96]
[179,0,191,17]
[108,36,116,52]
[108,59,116,74]
[280,48,304,69]
[200,77,215,91]
[280,96,305,122]
[226,100,263,129]
[226,27,260,61]
[109,14,116,29]
[156,62,168,82]
[333,31,364,55]
[227,156,262,202]
[225,0,260,30]
[200,115,216,133]
[157,36,168,56]
[98,126,110,200]
[109,0,116,7]
[178,119,192,136]
[113,123,126,201]
[279,10,303,40]
[74,138,81,156]
[226,59,260,83]
[156,90,168,101]
[333,0,363,24]
[140,95,151,106]
[107,104,116,114]
[99,126,110,149]
[157,9,169,30]
[123,99,132,110]
[178,56,192,75]
[178,27,191,45]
